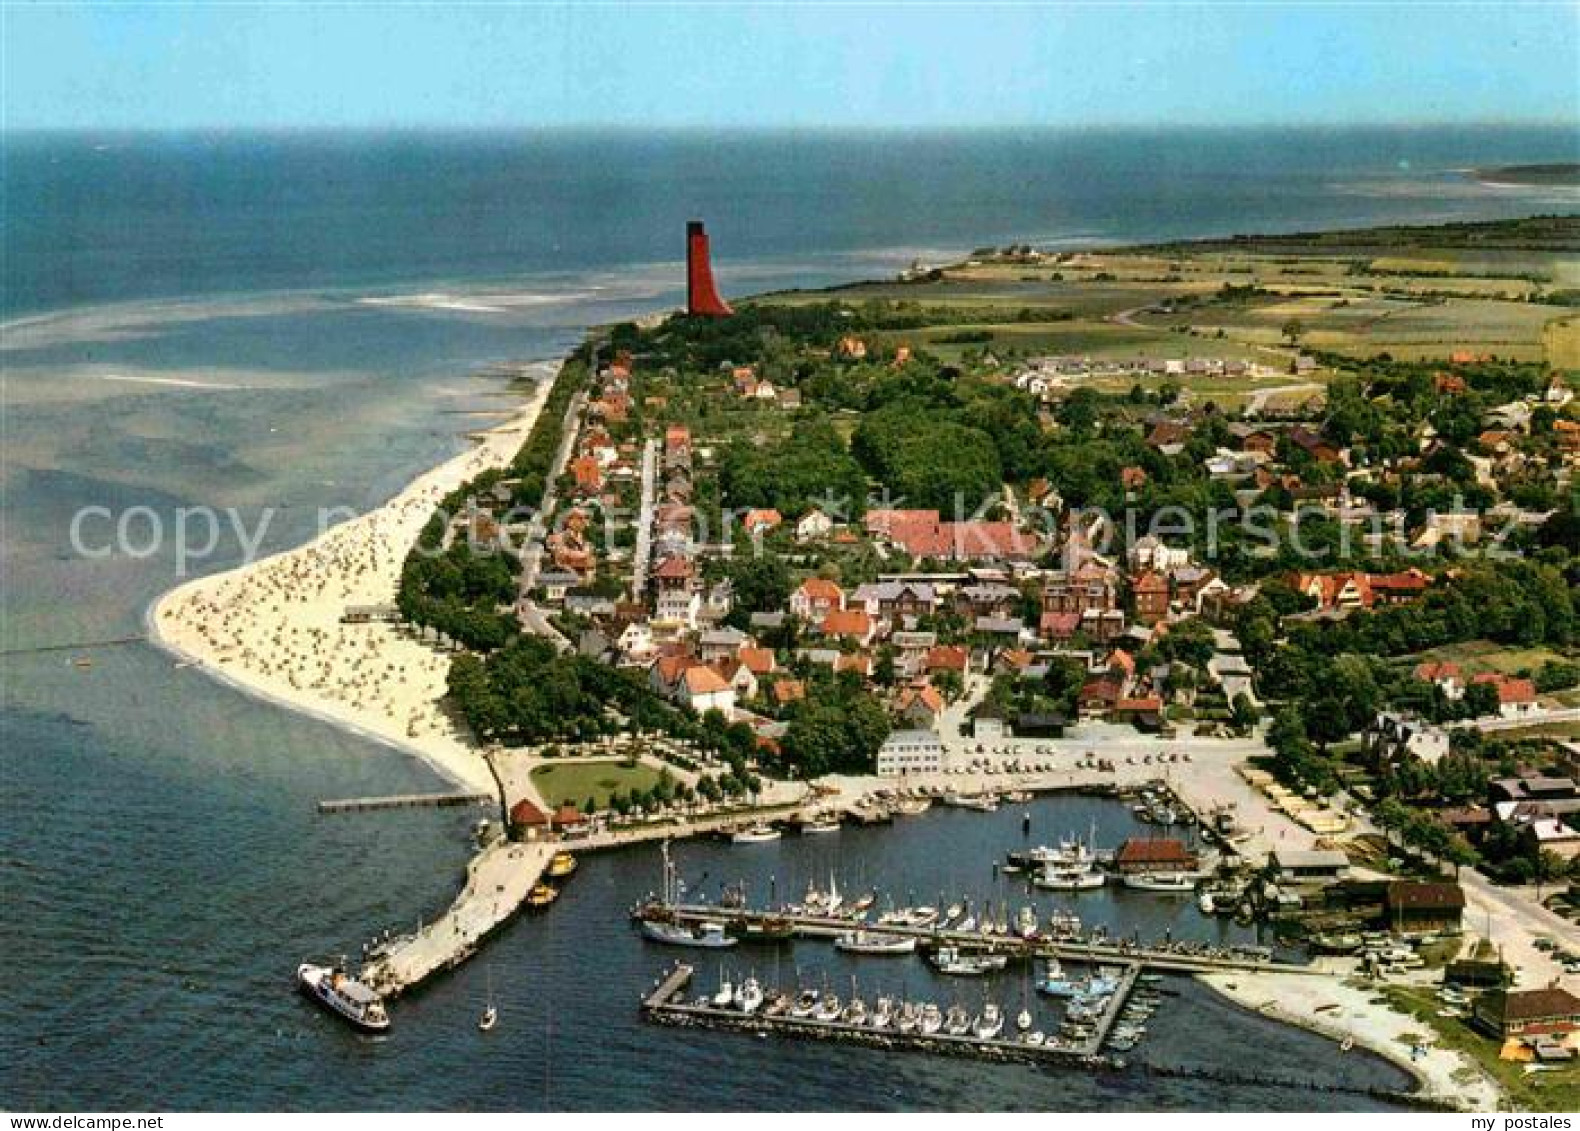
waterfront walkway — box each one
[363,838,553,995]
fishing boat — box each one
[973,1003,1004,1040]
[1034,864,1106,891]
[296,962,390,1034]
[930,946,1007,976]
[1123,871,1197,893]
[526,882,559,908]
[731,823,781,844]
[547,850,578,879]
[640,919,737,948]
[835,930,917,956]
[1035,960,1083,998]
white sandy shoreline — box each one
[146,363,559,797]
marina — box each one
[639,961,1144,1064]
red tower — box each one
[685,221,733,318]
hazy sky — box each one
[6,2,1578,130]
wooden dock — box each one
[317,791,492,814]
[640,962,1133,1065]
[642,901,1310,976]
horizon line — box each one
[5,117,1580,137]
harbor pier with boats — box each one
[640,960,1146,1065]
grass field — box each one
[530,759,663,810]
[1400,641,1574,679]
[1544,315,1580,371]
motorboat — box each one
[711,973,735,1008]
[814,992,842,1022]
[547,850,578,879]
[1035,960,1083,998]
[1034,864,1105,892]
[791,988,818,1018]
[931,946,1007,976]
[1123,872,1197,893]
[640,919,738,949]
[897,1001,921,1033]
[731,823,782,844]
[892,795,932,816]
[973,1003,1005,1040]
[1015,906,1039,938]
[525,882,559,908]
[835,930,917,956]
[944,1004,972,1036]
[297,963,390,1033]
[870,996,895,1029]
[735,976,765,1014]
[919,1003,943,1034]
[801,814,841,835]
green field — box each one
[1401,640,1574,679]
[530,759,663,810]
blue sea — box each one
[2,126,1575,1110]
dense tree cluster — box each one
[776,673,890,777]
[719,416,866,517]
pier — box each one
[641,901,1314,976]
[361,839,553,996]
[317,791,492,814]
[640,962,1136,1064]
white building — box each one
[876,730,947,776]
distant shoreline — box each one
[1471,162,1580,188]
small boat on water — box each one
[640,919,737,948]
[731,823,782,844]
[735,976,765,1014]
[296,962,390,1033]
[547,850,577,879]
[711,972,735,1008]
[1123,871,1197,893]
[1035,864,1106,892]
[892,795,932,816]
[478,966,498,1031]
[870,996,895,1029]
[919,1003,944,1035]
[526,882,559,908]
[944,1004,972,1036]
[943,791,999,812]
[974,1003,1005,1040]
[791,989,818,1018]
[800,814,842,834]
[835,930,918,955]
[931,946,1007,976]
[813,992,842,1022]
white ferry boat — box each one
[296,962,390,1033]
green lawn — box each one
[530,759,663,810]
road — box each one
[630,437,659,599]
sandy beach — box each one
[148,364,558,797]
[1200,969,1503,1110]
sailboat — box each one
[478,966,498,1032]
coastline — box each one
[1197,970,1502,1111]
[146,362,559,798]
